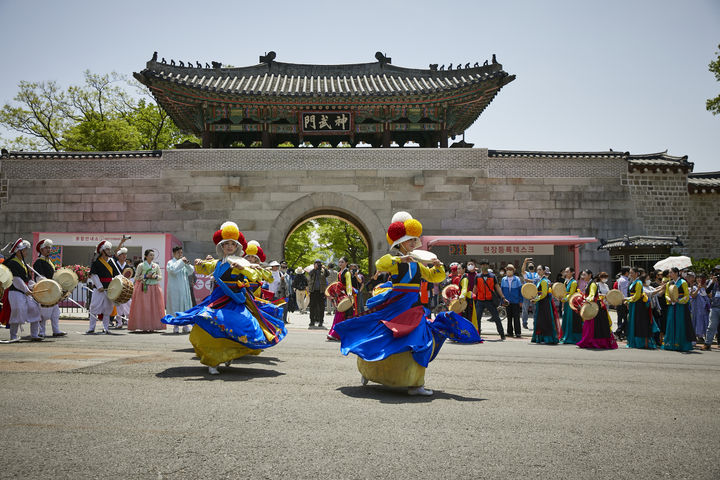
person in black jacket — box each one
[292,267,309,314]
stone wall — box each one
[0,148,703,274]
[688,192,720,259]
[623,170,690,249]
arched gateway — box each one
[267,192,386,265]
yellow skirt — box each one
[357,350,426,387]
[190,325,261,367]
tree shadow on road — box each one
[337,385,487,403]
[155,365,286,381]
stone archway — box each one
[266,192,386,268]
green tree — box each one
[707,44,720,116]
[315,218,369,273]
[283,221,321,270]
[0,70,195,151]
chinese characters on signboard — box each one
[300,112,352,133]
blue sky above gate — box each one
[0,0,718,172]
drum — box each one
[122,267,134,279]
[32,279,63,307]
[54,268,79,293]
[605,289,624,306]
[325,281,353,312]
[441,284,460,302]
[569,292,585,312]
[448,297,467,314]
[0,264,12,290]
[521,283,538,300]
[667,284,679,303]
[580,301,599,320]
[107,275,134,304]
[551,282,566,299]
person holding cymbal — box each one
[334,211,481,396]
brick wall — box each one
[0,148,699,274]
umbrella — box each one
[653,255,692,271]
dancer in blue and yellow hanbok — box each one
[661,267,694,352]
[626,267,659,349]
[162,222,287,375]
[335,212,481,396]
[560,268,582,344]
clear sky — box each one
[1,0,718,172]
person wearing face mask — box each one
[473,259,507,340]
[661,267,695,352]
[521,258,539,330]
[501,264,523,338]
[625,267,659,349]
[128,249,166,333]
[689,273,710,343]
[335,212,481,396]
[458,262,479,331]
[577,270,618,350]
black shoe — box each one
[52,332,67,337]
[500,335,506,341]
[30,336,44,342]
[103,329,112,335]
[85,330,95,335]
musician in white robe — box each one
[111,244,132,328]
[2,238,42,342]
[33,238,66,337]
[88,240,119,335]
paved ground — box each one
[1,311,718,479]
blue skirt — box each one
[662,303,693,352]
[560,303,582,344]
[162,286,286,351]
[335,286,481,368]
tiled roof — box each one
[488,150,626,159]
[688,171,720,193]
[627,151,692,171]
[135,58,513,98]
[599,235,682,250]
[1,151,162,159]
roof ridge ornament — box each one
[375,51,391,67]
[260,51,277,68]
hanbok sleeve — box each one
[535,279,549,301]
[678,280,690,304]
[343,270,353,296]
[195,260,218,275]
[627,281,643,303]
[562,280,577,302]
[166,259,184,274]
[375,254,401,275]
[12,277,31,293]
[418,263,446,283]
[459,276,469,298]
[153,263,162,281]
[585,282,598,302]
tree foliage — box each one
[315,218,369,273]
[0,70,198,151]
[283,217,370,273]
[283,221,321,270]
[707,44,720,116]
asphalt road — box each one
[1,311,718,480]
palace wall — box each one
[0,148,708,272]
[688,192,720,259]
